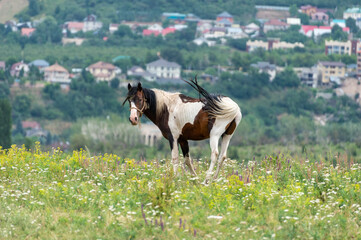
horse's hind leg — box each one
[214,134,232,180]
[179,139,197,176]
[204,136,219,184]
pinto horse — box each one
[123,78,242,183]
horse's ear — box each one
[128,83,132,90]
[137,82,142,91]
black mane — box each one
[184,77,223,117]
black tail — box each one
[184,76,223,117]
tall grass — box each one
[0,144,360,239]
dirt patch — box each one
[0,0,28,23]
[256,9,290,20]
[340,77,361,105]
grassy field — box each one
[0,145,361,239]
[0,0,28,23]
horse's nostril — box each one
[135,117,138,121]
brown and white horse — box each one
[123,78,242,183]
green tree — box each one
[28,0,40,16]
[0,99,12,148]
[31,17,62,43]
[110,78,120,89]
[13,95,31,118]
[160,48,184,66]
[331,25,348,41]
[289,4,298,17]
[346,17,358,34]
[273,67,300,88]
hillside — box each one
[0,0,28,23]
[14,0,360,24]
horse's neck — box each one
[144,89,171,128]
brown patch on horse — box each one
[224,118,237,135]
[181,108,215,140]
[179,94,202,103]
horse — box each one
[123,78,242,183]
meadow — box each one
[0,144,361,239]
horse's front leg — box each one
[169,136,180,176]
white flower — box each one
[208,215,223,219]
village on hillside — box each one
[1,4,361,149]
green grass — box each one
[1,144,361,239]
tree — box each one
[331,25,348,41]
[31,17,62,43]
[110,78,120,89]
[28,0,40,16]
[273,67,300,88]
[346,17,358,34]
[289,4,298,17]
[0,99,11,148]
[160,48,184,66]
[13,95,31,118]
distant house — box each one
[21,28,35,37]
[243,23,260,37]
[62,37,86,46]
[0,61,5,71]
[300,25,350,38]
[10,62,29,77]
[22,121,41,130]
[317,61,346,85]
[83,14,103,32]
[325,40,361,55]
[357,51,361,79]
[216,11,234,24]
[226,27,247,39]
[5,20,18,32]
[143,29,161,36]
[247,39,304,52]
[29,59,49,72]
[250,61,277,81]
[109,24,120,34]
[215,19,232,28]
[286,18,301,25]
[299,67,318,88]
[65,22,84,34]
[263,19,289,33]
[86,61,121,82]
[331,19,346,28]
[162,12,186,21]
[146,58,181,80]
[43,63,70,84]
[204,27,227,38]
[193,38,216,47]
[300,5,317,16]
[311,12,329,24]
[162,27,176,36]
[343,8,361,20]
[127,66,157,81]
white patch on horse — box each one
[151,89,180,117]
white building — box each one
[146,59,181,79]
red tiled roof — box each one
[265,19,288,26]
[162,27,176,36]
[21,28,35,36]
[87,61,116,70]
[22,121,41,129]
[301,25,350,34]
[44,63,69,73]
[143,29,160,36]
[67,22,84,30]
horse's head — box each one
[123,82,147,126]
